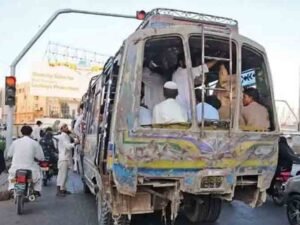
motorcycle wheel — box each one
[272,181,285,206]
[16,195,24,215]
[43,178,48,186]
[287,195,300,225]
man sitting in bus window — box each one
[152,81,188,124]
[240,87,270,130]
[195,87,220,122]
[139,82,152,125]
[142,60,166,110]
[172,54,217,114]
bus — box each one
[78,8,279,225]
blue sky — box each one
[0,0,299,107]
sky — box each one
[0,0,300,109]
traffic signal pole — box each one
[5,9,136,157]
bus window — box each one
[240,45,274,131]
[139,36,190,128]
[87,78,103,135]
[189,35,237,128]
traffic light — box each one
[5,76,16,106]
[136,10,146,20]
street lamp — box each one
[5,9,140,155]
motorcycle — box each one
[12,169,37,215]
[39,157,56,186]
[270,169,292,206]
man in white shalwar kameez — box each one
[8,126,45,194]
[55,123,77,197]
[172,54,217,115]
[152,81,188,124]
[32,120,43,141]
[142,63,166,110]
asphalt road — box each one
[0,173,290,225]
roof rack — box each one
[137,8,238,31]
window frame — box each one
[239,43,277,132]
[137,34,194,130]
[187,33,239,130]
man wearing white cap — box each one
[172,54,217,114]
[55,123,78,197]
[152,81,188,124]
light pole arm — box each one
[5,9,136,156]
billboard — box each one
[30,62,96,99]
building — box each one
[15,82,80,124]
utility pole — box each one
[5,9,137,156]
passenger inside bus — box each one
[172,53,218,115]
[240,87,270,130]
[194,86,220,122]
[139,82,152,125]
[152,81,188,124]
[142,60,166,110]
[213,63,237,120]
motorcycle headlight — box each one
[254,145,273,156]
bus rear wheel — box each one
[96,193,129,225]
[183,195,222,224]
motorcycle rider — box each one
[277,136,300,173]
[268,136,300,195]
[7,125,45,196]
[39,127,58,174]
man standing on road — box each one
[55,123,77,197]
[7,125,45,196]
[32,120,43,141]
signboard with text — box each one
[30,62,95,98]
[241,68,256,87]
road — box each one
[0,173,290,225]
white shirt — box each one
[139,106,152,125]
[74,114,83,137]
[172,64,209,113]
[8,136,44,173]
[55,132,74,162]
[142,67,165,110]
[196,102,219,122]
[32,125,42,141]
[152,98,188,124]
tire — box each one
[83,180,91,194]
[183,196,210,223]
[96,193,112,225]
[183,196,222,224]
[272,181,285,206]
[287,195,300,225]
[43,178,48,187]
[96,193,130,225]
[16,195,24,215]
[205,197,222,223]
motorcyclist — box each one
[276,136,300,173]
[267,136,300,195]
[7,125,45,196]
[39,127,58,174]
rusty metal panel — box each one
[112,192,153,215]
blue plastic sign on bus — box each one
[241,69,256,87]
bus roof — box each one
[137,8,238,32]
